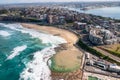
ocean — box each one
[69,7,120,19]
[0,23,66,80]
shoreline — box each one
[21,23,78,44]
[21,23,83,79]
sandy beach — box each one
[21,23,83,80]
[21,23,78,44]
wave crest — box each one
[7,45,27,60]
[0,23,66,80]
[0,30,11,37]
[0,23,67,45]
[19,46,56,80]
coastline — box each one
[69,7,120,19]
[21,23,83,80]
[21,23,78,44]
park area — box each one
[101,44,120,53]
[98,44,120,57]
[88,76,101,80]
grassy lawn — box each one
[88,76,100,80]
[103,44,120,52]
[99,44,120,57]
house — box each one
[73,21,87,30]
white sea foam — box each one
[1,23,67,45]
[0,23,67,80]
[7,45,27,60]
[0,30,11,37]
[19,46,56,80]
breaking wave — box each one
[19,46,56,80]
[0,23,67,45]
[7,45,27,60]
[0,23,67,80]
[0,30,11,37]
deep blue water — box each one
[69,7,120,19]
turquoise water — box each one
[0,23,66,80]
[0,24,48,80]
[69,7,120,19]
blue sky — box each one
[0,0,119,4]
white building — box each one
[73,21,87,29]
[89,28,118,45]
